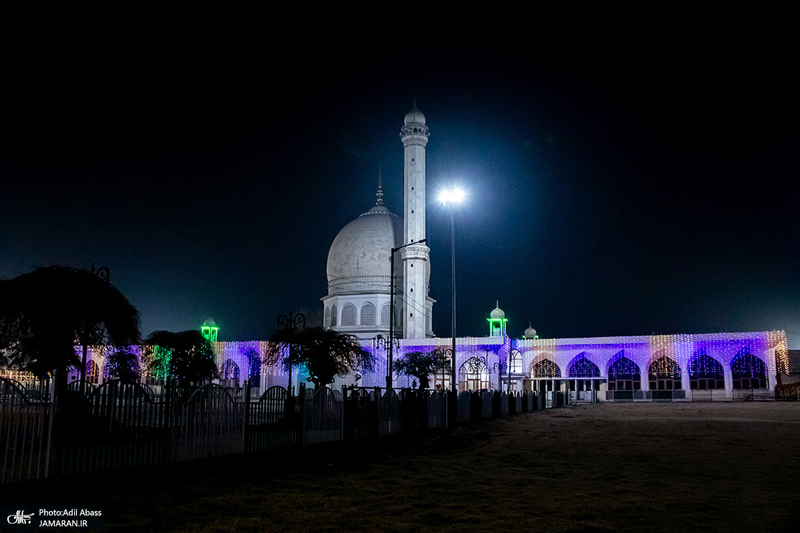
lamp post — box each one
[376,335,399,390]
[439,188,464,396]
[388,238,426,390]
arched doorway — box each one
[530,359,561,392]
[731,354,768,389]
[607,356,641,398]
[459,357,489,391]
[568,354,600,393]
[689,355,724,390]
[649,356,682,391]
[221,360,241,388]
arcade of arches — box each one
[528,352,770,394]
[51,331,783,401]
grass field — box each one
[2,402,799,532]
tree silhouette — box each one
[265,326,374,389]
[0,265,140,396]
[105,350,141,384]
[143,330,218,388]
[392,350,451,390]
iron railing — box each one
[1,378,549,485]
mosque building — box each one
[225,106,786,400]
[53,107,789,401]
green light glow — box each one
[487,317,508,336]
[151,346,173,381]
[201,325,219,343]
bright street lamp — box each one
[439,187,465,400]
[439,188,465,205]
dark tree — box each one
[105,351,140,384]
[0,266,140,396]
[143,330,218,388]
[245,348,261,384]
[265,326,374,389]
[392,350,451,390]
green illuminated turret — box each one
[488,302,508,337]
[201,318,219,343]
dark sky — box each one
[2,13,797,347]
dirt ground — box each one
[3,402,799,532]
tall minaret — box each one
[400,106,433,338]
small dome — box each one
[524,323,537,339]
[404,107,426,126]
[203,317,217,327]
[326,204,403,295]
[490,302,505,319]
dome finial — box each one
[376,166,384,206]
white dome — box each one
[326,205,403,295]
[490,302,505,319]
[404,107,426,126]
[524,323,537,339]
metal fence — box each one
[6,376,783,484]
[1,378,549,485]
[0,379,52,484]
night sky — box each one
[2,15,797,347]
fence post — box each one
[44,377,56,478]
[242,380,251,453]
[341,385,346,442]
[297,383,306,447]
[167,378,177,463]
[420,389,429,431]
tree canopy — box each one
[105,350,141,384]
[392,350,451,390]
[265,326,374,389]
[0,266,140,381]
[142,330,218,388]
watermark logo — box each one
[6,511,33,526]
[1,505,103,531]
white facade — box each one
[220,329,786,398]
[58,327,787,401]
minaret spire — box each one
[376,166,384,206]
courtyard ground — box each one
[2,402,799,532]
